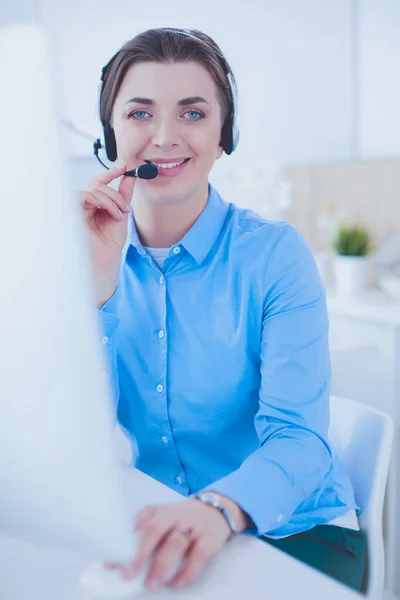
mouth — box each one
[143,157,191,178]
[145,158,190,168]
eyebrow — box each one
[124,96,209,106]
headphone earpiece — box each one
[220,119,234,156]
[220,79,239,155]
[221,69,239,154]
[103,123,118,162]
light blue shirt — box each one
[100,184,357,538]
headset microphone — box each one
[125,163,158,179]
[93,139,158,179]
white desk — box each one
[0,467,360,600]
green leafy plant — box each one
[333,225,371,257]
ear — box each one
[216,145,223,160]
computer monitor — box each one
[0,23,137,569]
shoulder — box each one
[222,202,322,297]
[226,202,310,258]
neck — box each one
[133,183,209,248]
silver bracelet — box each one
[194,492,237,537]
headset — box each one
[93,28,239,169]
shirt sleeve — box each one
[97,289,120,407]
[203,224,332,535]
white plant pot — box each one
[333,255,369,297]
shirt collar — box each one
[122,184,230,266]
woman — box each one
[81,27,366,593]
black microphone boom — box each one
[125,163,158,180]
[93,138,158,180]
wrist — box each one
[196,491,252,534]
[212,493,252,533]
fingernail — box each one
[147,577,161,591]
[118,209,124,218]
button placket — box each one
[156,269,167,400]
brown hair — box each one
[99,28,235,128]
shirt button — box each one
[161,436,168,444]
[156,384,164,393]
[158,330,165,339]
[159,275,165,285]
[101,336,109,344]
[176,476,183,484]
[172,246,181,255]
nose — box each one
[151,114,180,149]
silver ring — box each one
[180,526,194,538]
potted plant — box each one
[332,224,372,296]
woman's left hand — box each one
[112,497,246,592]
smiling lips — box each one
[144,157,191,177]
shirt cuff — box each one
[199,460,298,536]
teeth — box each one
[154,159,186,169]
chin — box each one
[138,177,206,206]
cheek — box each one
[114,128,143,159]
[189,124,222,159]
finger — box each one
[93,164,127,186]
[84,190,124,221]
[169,539,216,589]
[118,172,136,206]
[144,527,192,591]
[80,189,96,207]
[88,188,126,218]
[80,190,103,209]
[135,505,159,527]
[92,183,131,213]
[125,514,178,580]
[104,562,120,569]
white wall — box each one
[4,1,400,199]
[0,0,38,26]
[36,0,356,204]
[359,0,400,158]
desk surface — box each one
[0,467,360,600]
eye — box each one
[128,110,151,120]
[183,110,205,120]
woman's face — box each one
[111,60,224,204]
